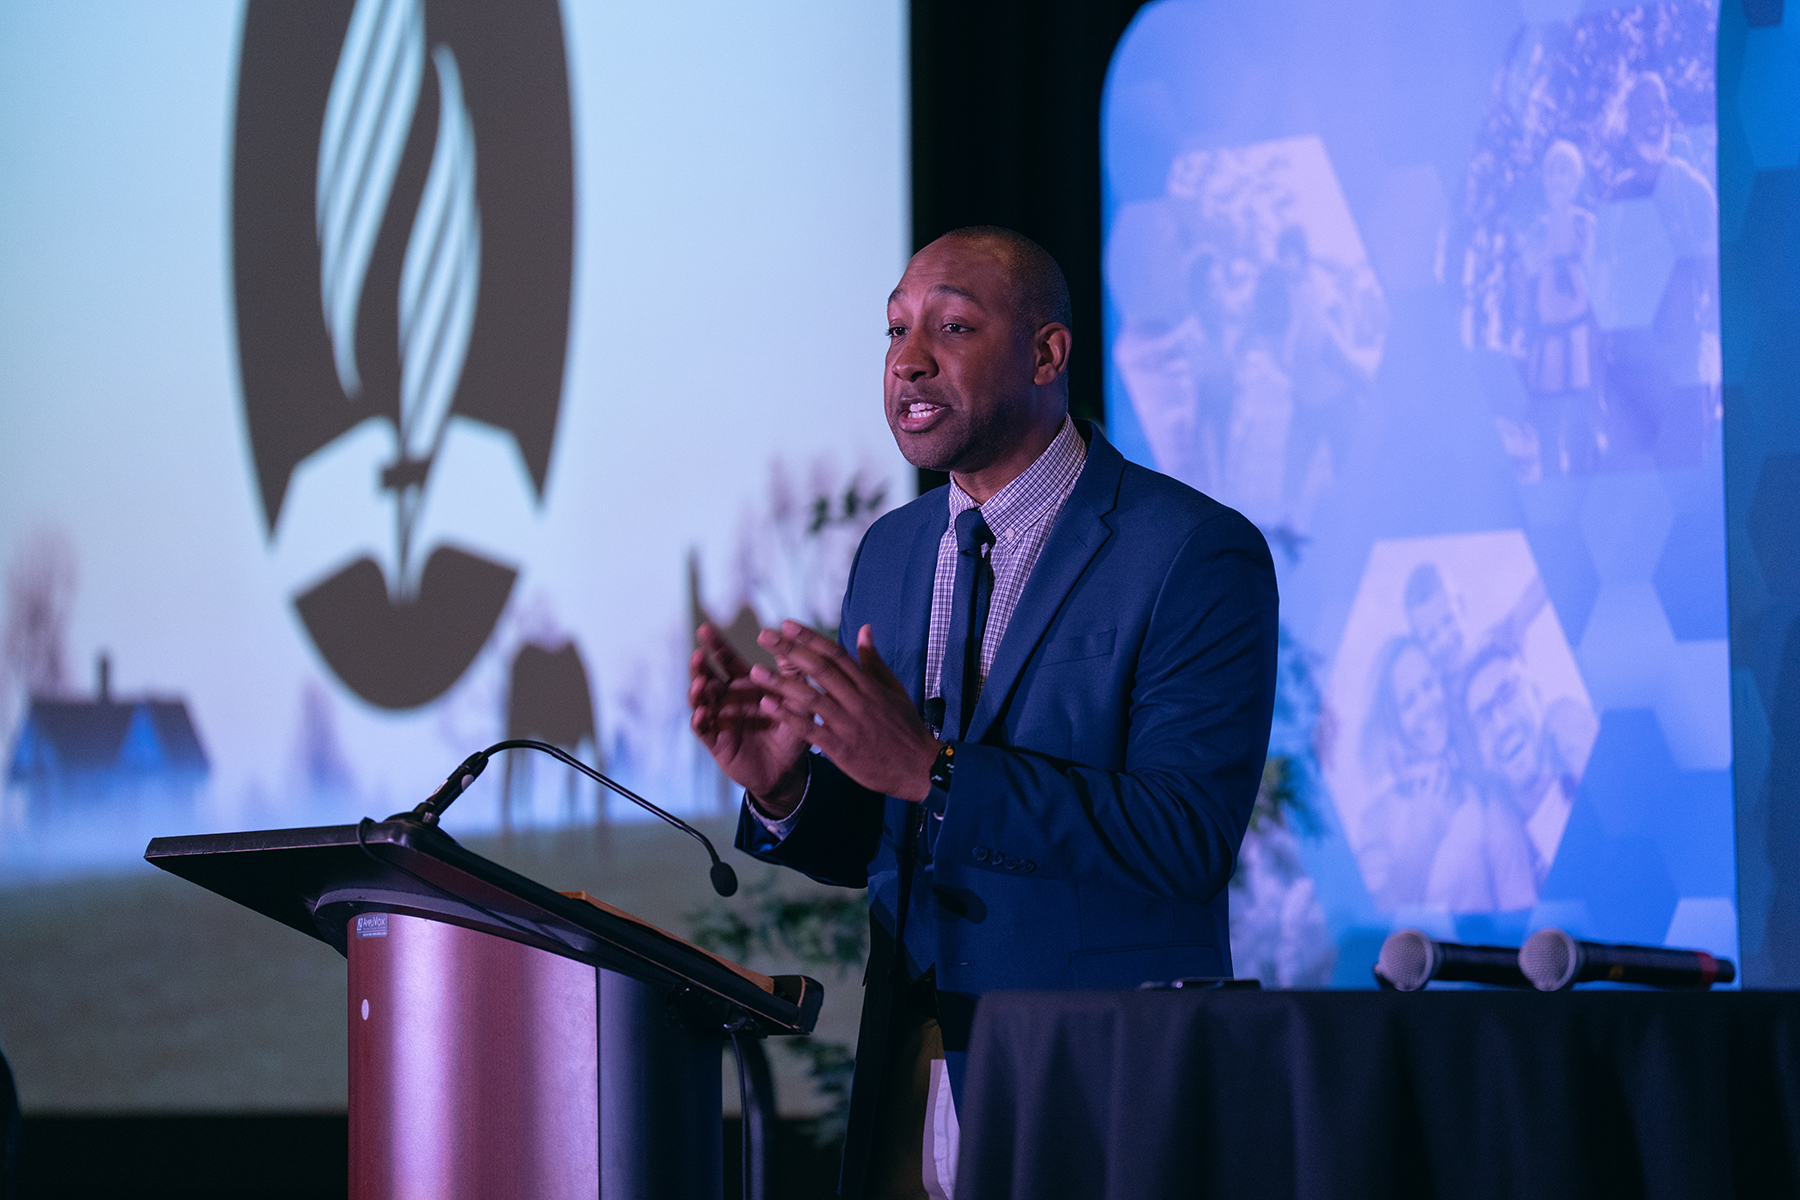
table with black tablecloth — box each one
[956,989,1800,1200]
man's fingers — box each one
[856,624,906,691]
[690,658,733,696]
[758,679,842,737]
[688,676,722,717]
[696,623,754,681]
[759,622,844,670]
[758,679,857,754]
[690,646,781,746]
[693,665,770,703]
[774,619,839,655]
[759,620,862,697]
[689,649,722,698]
[693,691,781,750]
[759,694,831,752]
[716,676,770,703]
[705,690,776,718]
[700,684,781,727]
[748,661,824,715]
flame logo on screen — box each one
[232,0,573,709]
[318,0,482,597]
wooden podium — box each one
[145,817,822,1200]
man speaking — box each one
[688,227,1278,1199]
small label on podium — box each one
[356,913,389,938]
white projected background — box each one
[0,0,911,882]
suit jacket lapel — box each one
[964,423,1124,744]
[897,498,948,711]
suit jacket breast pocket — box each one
[1038,628,1116,666]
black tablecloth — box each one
[956,989,1800,1200]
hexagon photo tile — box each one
[1576,581,1676,710]
[1107,135,1387,534]
[1459,5,1720,483]
[1654,149,1722,259]
[1578,708,1683,839]
[1579,470,1674,582]
[1520,0,1583,23]
[1323,531,1596,915]
[1524,521,1602,646]
[1653,513,1730,640]
[1655,639,1733,771]
[1361,163,1446,294]
[1552,708,1734,933]
[1584,837,1681,943]
[1656,769,1736,897]
[1591,198,1677,330]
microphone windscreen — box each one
[710,861,739,897]
[1377,929,1437,991]
[1520,927,1580,991]
[1521,928,1736,990]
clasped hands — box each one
[687,620,940,817]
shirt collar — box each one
[946,416,1085,537]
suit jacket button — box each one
[972,846,990,862]
[1003,855,1020,871]
[1020,860,1036,873]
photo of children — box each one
[1461,1,1720,481]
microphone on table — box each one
[1519,927,1735,991]
[1375,929,1531,991]
[392,738,739,897]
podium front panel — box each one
[349,912,599,1200]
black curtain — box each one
[909,0,1152,494]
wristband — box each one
[928,742,957,792]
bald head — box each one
[883,226,1075,499]
[935,226,1073,339]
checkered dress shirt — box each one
[749,417,1087,834]
[924,416,1087,729]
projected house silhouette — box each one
[6,655,208,806]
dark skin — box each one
[883,236,1073,499]
[687,233,1072,815]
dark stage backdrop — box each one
[908,0,1152,477]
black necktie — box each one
[940,508,996,740]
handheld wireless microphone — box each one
[1375,929,1531,991]
[1519,928,1735,991]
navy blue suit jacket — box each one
[736,422,1277,1193]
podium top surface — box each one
[144,818,820,1037]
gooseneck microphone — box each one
[393,739,739,897]
[1519,927,1735,991]
[1375,929,1532,991]
[413,750,493,822]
